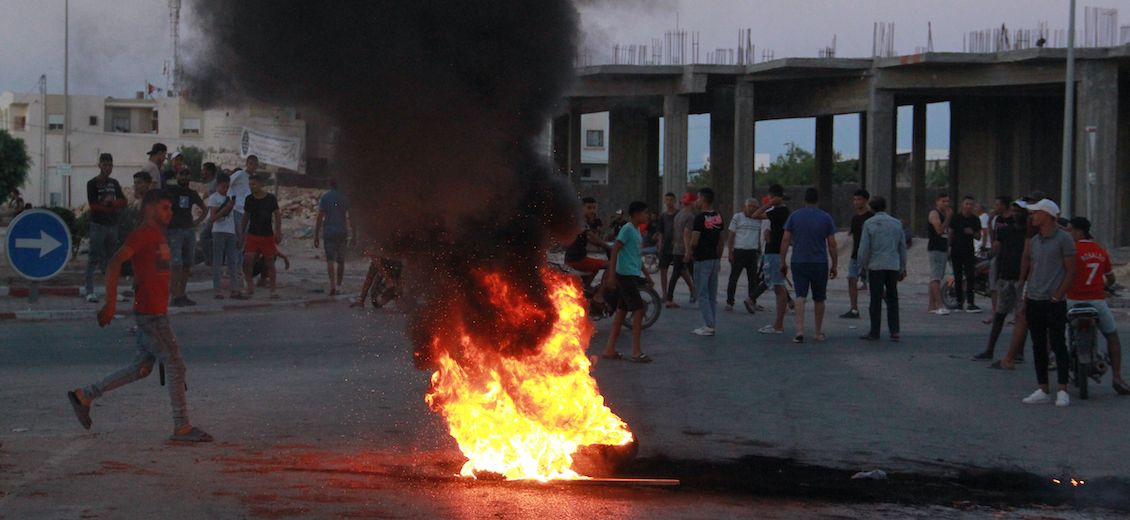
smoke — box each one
[183,1,583,361]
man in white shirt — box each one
[206,174,244,299]
[142,143,166,184]
[228,155,257,239]
[726,197,762,313]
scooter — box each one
[1067,302,1111,400]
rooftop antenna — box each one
[169,0,181,95]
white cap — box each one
[169,151,183,161]
[1012,199,1029,209]
[1026,198,1060,216]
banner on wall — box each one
[240,127,301,170]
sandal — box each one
[67,391,92,430]
[814,333,827,342]
[792,335,804,344]
[169,426,214,443]
[229,293,248,300]
[600,352,623,361]
[890,334,900,342]
[629,354,652,363]
[1113,380,1130,396]
[988,360,1015,371]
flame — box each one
[424,268,634,481]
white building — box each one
[0,90,305,208]
[578,112,609,184]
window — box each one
[181,118,201,135]
[14,116,27,131]
[150,110,159,133]
[47,114,64,131]
[585,129,604,148]
[579,165,608,184]
[107,108,130,132]
[89,115,98,126]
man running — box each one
[779,188,837,343]
[84,153,128,303]
[1065,217,1130,395]
[841,189,873,319]
[67,189,213,442]
[688,188,724,336]
[726,197,762,313]
[950,196,983,313]
[926,193,953,314]
[240,175,282,298]
[1019,199,1075,407]
[756,184,791,335]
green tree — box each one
[756,143,860,187]
[926,163,949,188]
[0,130,30,206]
[177,145,204,179]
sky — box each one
[2,0,1128,164]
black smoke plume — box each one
[184,1,583,361]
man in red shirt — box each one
[66,190,214,441]
[1066,217,1130,394]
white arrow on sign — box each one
[15,231,63,258]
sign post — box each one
[4,209,73,303]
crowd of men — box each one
[570,184,1130,407]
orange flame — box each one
[424,268,634,481]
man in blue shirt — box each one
[779,188,838,343]
[856,197,907,341]
[314,180,354,296]
[600,201,655,363]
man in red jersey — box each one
[66,189,214,442]
[1066,217,1130,395]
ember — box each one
[423,268,633,481]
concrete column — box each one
[711,85,736,219]
[1075,61,1119,246]
[662,94,689,199]
[865,89,895,213]
[733,80,755,212]
[566,110,583,189]
[608,108,655,213]
[857,112,867,186]
[948,100,961,205]
[910,103,928,235]
[645,116,661,208]
[814,115,835,204]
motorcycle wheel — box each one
[1077,360,1090,400]
[941,283,958,310]
[624,286,662,330]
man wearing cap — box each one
[162,151,187,189]
[84,153,128,303]
[1019,199,1076,406]
[1065,217,1130,395]
[142,143,167,187]
[754,184,791,335]
[665,191,698,307]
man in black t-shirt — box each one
[949,196,983,312]
[686,187,725,336]
[974,202,1027,360]
[165,168,206,306]
[842,189,874,319]
[84,153,128,303]
[564,197,609,276]
[754,184,791,334]
[240,175,283,298]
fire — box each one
[423,268,634,481]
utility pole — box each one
[1060,0,1076,215]
[39,75,47,207]
[63,0,71,207]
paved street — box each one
[1,279,1128,518]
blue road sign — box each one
[5,209,73,281]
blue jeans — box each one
[211,232,242,292]
[85,223,119,294]
[82,314,190,429]
[693,259,720,328]
[167,227,197,269]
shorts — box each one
[611,274,644,312]
[245,233,278,257]
[1067,299,1117,335]
[791,262,829,302]
[848,257,862,279]
[659,252,674,269]
[166,227,197,268]
[764,254,786,286]
[988,256,999,289]
[928,250,948,282]
[324,235,347,262]
[566,257,607,274]
[995,279,1020,316]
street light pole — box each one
[63,0,71,207]
[1060,0,1076,215]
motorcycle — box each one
[942,254,992,310]
[1067,302,1111,400]
[548,252,662,330]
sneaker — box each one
[758,325,783,334]
[954,304,965,312]
[724,304,734,312]
[1022,389,1052,404]
[691,327,715,336]
[966,304,983,313]
[743,299,756,314]
[183,297,197,307]
[933,308,951,316]
[170,297,186,307]
[1055,390,1070,407]
[85,293,100,303]
[840,309,860,319]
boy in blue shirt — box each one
[600,201,655,363]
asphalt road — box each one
[1,283,1127,518]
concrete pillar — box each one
[865,89,896,213]
[608,108,657,213]
[733,80,755,212]
[566,110,583,189]
[645,116,661,208]
[662,94,689,199]
[711,85,736,219]
[948,100,961,205]
[814,115,835,205]
[1075,61,1119,246]
[858,112,867,186]
[910,103,928,235]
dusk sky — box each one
[3,0,1128,165]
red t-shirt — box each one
[1067,240,1111,301]
[125,224,171,314]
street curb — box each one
[0,294,354,322]
[1,281,213,299]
